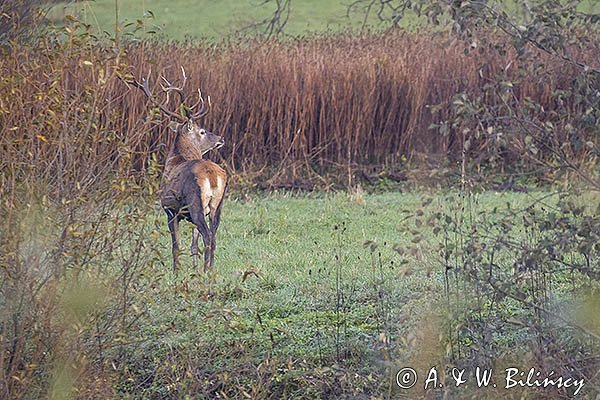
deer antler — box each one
[161,67,211,120]
[189,90,211,119]
[160,66,187,106]
[124,70,187,122]
[123,67,210,121]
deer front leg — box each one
[165,209,180,273]
[191,228,200,272]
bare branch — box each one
[243,0,293,38]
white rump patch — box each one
[203,178,213,216]
[202,178,213,197]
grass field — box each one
[47,0,600,41]
[47,0,424,41]
[66,189,565,398]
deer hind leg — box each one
[197,219,212,272]
[165,208,180,273]
[189,199,212,272]
[208,193,225,270]
[191,228,200,272]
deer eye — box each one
[199,129,205,135]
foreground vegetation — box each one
[7,190,598,399]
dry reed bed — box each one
[1,32,597,194]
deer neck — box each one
[163,134,205,179]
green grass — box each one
[47,0,419,41]
[14,187,598,397]
[47,0,600,42]
[104,189,559,397]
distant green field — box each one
[48,0,600,41]
[48,0,424,41]
[48,0,396,41]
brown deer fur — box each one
[162,140,227,272]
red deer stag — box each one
[125,68,227,273]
